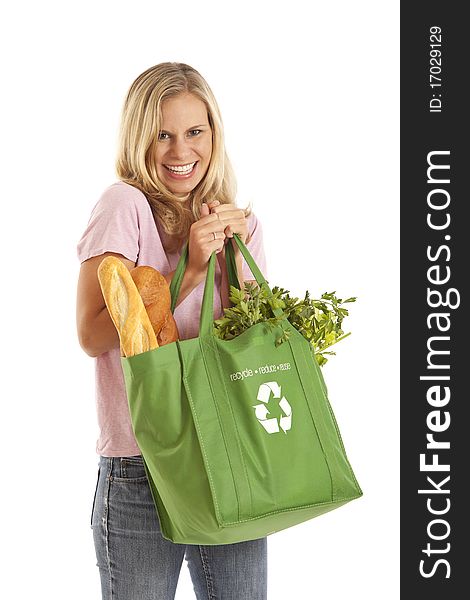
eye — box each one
[157,130,202,141]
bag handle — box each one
[169,239,239,313]
[200,233,285,337]
[169,233,284,337]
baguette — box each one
[130,266,180,346]
[97,257,158,357]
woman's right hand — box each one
[187,201,226,277]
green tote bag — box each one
[121,234,362,545]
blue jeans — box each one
[91,455,268,599]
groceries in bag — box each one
[97,256,179,357]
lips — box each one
[164,161,197,173]
[163,161,198,179]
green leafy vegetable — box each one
[213,281,357,367]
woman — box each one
[76,62,268,599]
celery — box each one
[213,282,356,367]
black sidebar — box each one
[401,2,467,598]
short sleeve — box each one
[241,212,268,282]
[76,184,141,264]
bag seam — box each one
[288,336,334,501]
[324,395,363,495]
[304,341,363,498]
[219,494,362,526]
[181,370,226,525]
[210,335,254,518]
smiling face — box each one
[155,92,213,198]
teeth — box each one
[165,162,196,173]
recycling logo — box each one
[252,381,292,434]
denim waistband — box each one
[99,455,144,478]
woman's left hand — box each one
[206,201,250,245]
[206,200,247,305]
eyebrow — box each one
[159,124,208,133]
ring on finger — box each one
[212,231,217,241]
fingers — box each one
[209,207,247,237]
[223,217,247,233]
[210,205,244,220]
[199,201,249,247]
[195,204,224,239]
[193,202,227,254]
[198,203,220,225]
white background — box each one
[1,1,399,598]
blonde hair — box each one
[116,62,252,252]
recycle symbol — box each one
[252,381,292,434]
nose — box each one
[170,135,193,160]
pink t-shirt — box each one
[77,181,268,457]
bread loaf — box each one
[156,311,180,346]
[97,257,158,357]
[130,266,180,345]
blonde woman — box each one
[76,62,268,599]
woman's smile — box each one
[163,161,198,179]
